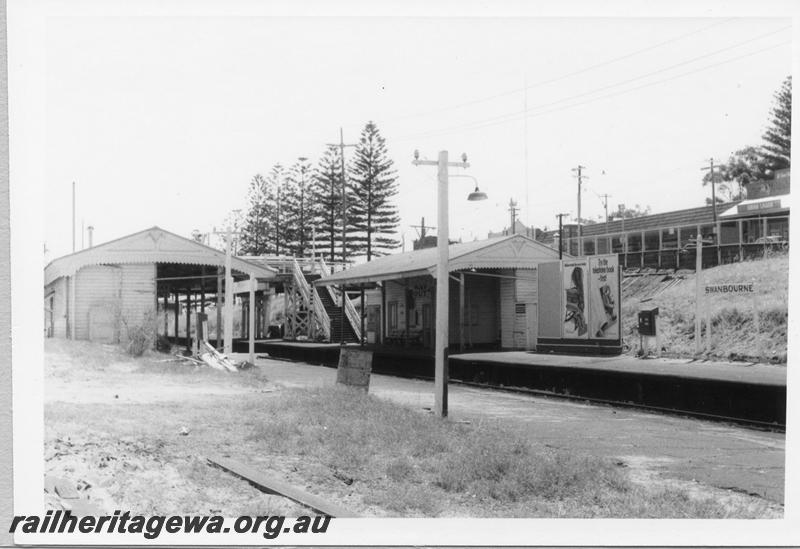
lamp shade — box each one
[467,186,488,201]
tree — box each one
[348,121,401,260]
[701,76,791,204]
[761,75,791,171]
[611,204,650,219]
[703,146,768,204]
[267,164,288,255]
[190,229,206,243]
[239,173,274,255]
[310,145,344,265]
[284,157,314,257]
[214,209,246,254]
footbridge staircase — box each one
[263,256,361,343]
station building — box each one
[43,226,276,345]
[315,234,562,351]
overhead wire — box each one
[393,18,737,121]
[399,35,790,141]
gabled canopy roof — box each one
[315,234,561,286]
[44,226,276,286]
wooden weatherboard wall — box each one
[71,264,156,342]
[45,277,69,338]
[499,268,538,350]
[119,264,156,330]
[74,265,121,340]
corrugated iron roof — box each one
[315,234,562,286]
[44,226,276,286]
[581,202,738,237]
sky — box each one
[38,10,792,260]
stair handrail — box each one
[343,291,362,343]
[310,285,331,340]
[292,258,333,340]
[291,258,311,304]
[323,285,361,343]
[317,255,330,276]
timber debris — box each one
[207,455,360,518]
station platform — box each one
[451,351,786,386]
[234,339,787,427]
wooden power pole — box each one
[572,166,587,255]
[556,213,568,259]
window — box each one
[679,226,697,248]
[719,221,739,245]
[700,224,715,243]
[611,235,624,253]
[627,232,642,252]
[388,302,398,331]
[661,228,678,249]
[644,230,660,251]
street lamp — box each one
[449,173,488,202]
[412,150,487,418]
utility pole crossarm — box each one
[412,160,470,169]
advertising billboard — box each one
[562,259,589,339]
[587,255,620,339]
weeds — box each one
[623,255,788,362]
[119,310,156,357]
[46,341,781,518]
[245,386,774,517]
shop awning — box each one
[719,194,789,218]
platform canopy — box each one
[315,234,562,286]
[44,226,276,286]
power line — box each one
[399,38,789,141]
[402,26,789,140]
[394,18,736,121]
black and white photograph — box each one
[5,1,799,545]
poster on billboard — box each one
[588,254,620,339]
[562,259,589,339]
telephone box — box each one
[637,308,659,336]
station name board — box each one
[704,283,755,295]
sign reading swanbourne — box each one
[704,282,756,295]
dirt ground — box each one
[43,339,784,517]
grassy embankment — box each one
[621,254,788,363]
[45,340,778,518]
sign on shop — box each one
[737,200,781,214]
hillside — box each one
[621,255,789,364]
